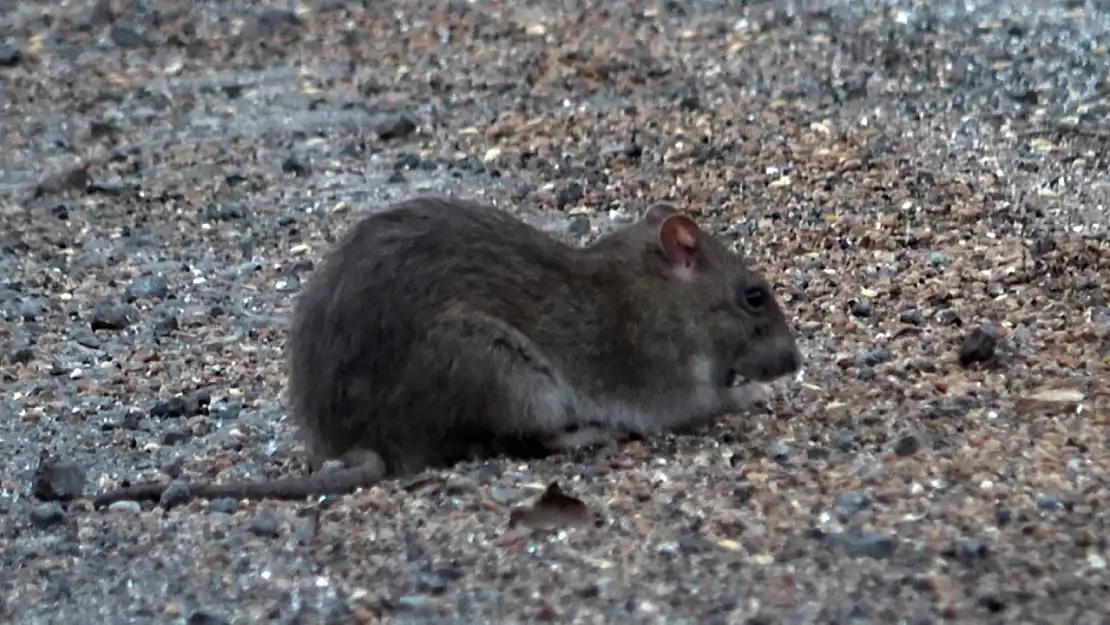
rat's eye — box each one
[741,286,766,310]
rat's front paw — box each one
[728,381,773,412]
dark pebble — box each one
[124,275,170,302]
[282,155,312,177]
[834,491,871,518]
[849,299,872,318]
[8,347,34,364]
[1036,494,1065,511]
[959,324,999,366]
[376,114,417,141]
[953,538,988,561]
[830,530,896,559]
[30,502,67,528]
[899,309,923,325]
[556,181,584,208]
[209,402,241,420]
[90,302,134,331]
[187,610,232,625]
[209,497,239,514]
[152,312,180,336]
[833,428,857,452]
[35,166,88,198]
[766,441,791,459]
[248,512,282,537]
[0,44,22,67]
[160,480,193,509]
[444,476,478,495]
[204,203,246,221]
[858,348,892,366]
[893,434,921,457]
[415,572,451,594]
[162,428,192,446]
[32,458,87,502]
[72,329,102,349]
[994,506,1013,527]
[110,25,151,49]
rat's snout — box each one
[739,334,802,382]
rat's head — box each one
[603,203,802,385]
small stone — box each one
[30,502,67,528]
[849,299,872,318]
[125,275,170,302]
[376,114,417,141]
[899,309,923,325]
[958,324,999,366]
[35,166,88,197]
[833,429,857,452]
[893,434,921,457]
[1036,494,1065,511]
[926,251,951,266]
[32,458,87,502]
[282,155,312,177]
[152,312,179,336]
[108,500,142,514]
[90,302,134,331]
[204,203,246,221]
[953,538,987,561]
[555,181,584,209]
[766,441,791,459]
[444,476,478,495]
[110,25,151,49]
[395,595,431,612]
[162,428,192,446]
[209,498,239,514]
[160,480,192,509]
[834,491,871,518]
[8,347,34,364]
[249,512,282,537]
[0,44,22,67]
[831,530,896,559]
[72,329,101,349]
[187,611,232,625]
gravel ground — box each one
[3,0,1110,623]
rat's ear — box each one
[645,203,680,224]
[658,214,702,277]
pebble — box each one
[125,275,170,302]
[899,309,923,325]
[248,512,282,537]
[90,302,134,331]
[30,502,67,528]
[186,610,232,625]
[829,530,896,559]
[849,299,872,318]
[893,434,922,457]
[833,429,857,452]
[108,500,142,514]
[953,538,987,561]
[209,498,239,514]
[32,459,87,501]
[376,114,417,141]
[0,44,21,66]
[766,441,791,459]
[160,480,193,509]
[958,324,998,366]
[833,491,872,519]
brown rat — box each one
[90,196,800,508]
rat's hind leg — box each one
[423,307,586,440]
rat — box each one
[90,196,801,508]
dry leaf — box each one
[508,482,591,531]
